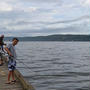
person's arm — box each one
[1,44,6,52]
[2,41,6,46]
[1,45,4,52]
[5,47,13,56]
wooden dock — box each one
[0,57,35,90]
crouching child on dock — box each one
[5,38,19,84]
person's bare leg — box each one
[0,58,3,65]
[1,59,3,64]
[8,71,12,82]
[0,60,1,64]
[1,60,3,64]
[12,70,15,81]
[6,71,12,84]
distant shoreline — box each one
[4,34,90,41]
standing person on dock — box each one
[0,42,3,66]
[0,35,6,66]
[5,38,19,84]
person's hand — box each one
[9,53,13,57]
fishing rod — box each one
[3,45,37,76]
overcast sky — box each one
[0,0,90,36]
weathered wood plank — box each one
[0,56,35,90]
[0,63,23,90]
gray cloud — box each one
[0,0,89,36]
[50,15,90,24]
[5,15,90,27]
[1,15,89,36]
[20,0,62,3]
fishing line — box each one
[16,49,36,75]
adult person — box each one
[0,35,6,65]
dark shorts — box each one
[8,59,16,71]
[8,65,16,71]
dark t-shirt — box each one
[0,37,4,45]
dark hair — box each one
[12,38,19,42]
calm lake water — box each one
[15,42,90,90]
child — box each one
[5,38,19,84]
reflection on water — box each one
[16,42,90,90]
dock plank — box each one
[0,63,23,90]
